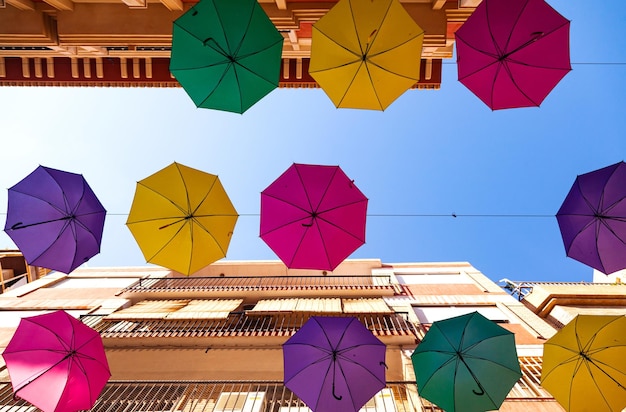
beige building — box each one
[0,0,479,87]
[506,269,626,330]
[0,259,566,411]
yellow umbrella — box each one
[309,0,424,111]
[541,315,626,412]
[126,162,238,275]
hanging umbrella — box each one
[541,314,626,412]
[283,316,386,412]
[309,0,424,110]
[3,165,106,274]
[2,310,111,412]
[411,311,522,412]
[455,0,571,110]
[260,163,367,271]
[126,162,238,275]
[169,0,283,114]
[556,161,626,274]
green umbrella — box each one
[411,312,522,412]
[169,0,283,113]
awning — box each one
[104,299,243,320]
[248,298,342,314]
[342,298,393,314]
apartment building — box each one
[0,259,565,411]
[0,0,478,87]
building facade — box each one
[0,0,479,87]
[0,259,566,411]
[0,249,51,293]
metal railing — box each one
[82,312,420,340]
[0,380,426,412]
[119,275,401,294]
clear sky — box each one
[0,0,624,283]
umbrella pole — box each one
[10,215,75,230]
[457,355,486,396]
[331,351,343,400]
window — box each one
[0,310,90,328]
[412,306,512,324]
[48,277,139,289]
[395,273,473,285]
[215,392,266,412]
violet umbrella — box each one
[2,310,111,412]
[260,164,367,271]
[557,161,626,274]
[283,316,386,412]
[455,0,571,110]
[3,166,106,274]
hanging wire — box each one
[54,212,555,218]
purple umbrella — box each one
[557,162,626,274]
[283,316,386,412]
[455,0,571,110]
[3,166,106,274]
[260,164,367,271]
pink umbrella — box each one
[2,310,111,412]
[455,0,571,110]
[260,163,368,271]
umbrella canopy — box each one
[455,0,571,110]
[169,0,283,113]
[260,163,367,271]
[541,315,626,412]
[2,310,111,412]
[556,161,626,274]
[126,162,238,275]
[309,0,424,110]
[283,316,386,412]
[3,165,106,274]
[411,311,522,412]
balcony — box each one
[0,358,557,412]
[82,312,419,343]
[0,380,425,412]
[118,275,405,299]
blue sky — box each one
[0,0,624,283]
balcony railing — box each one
[0,364,556,412]
[0,380,426,412]
[119,275,403,295]
[82,312,419,340]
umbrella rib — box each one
[501,20,571,68]
[11,319,76,395]
[419,355,457,393]
[145,219,190,264]
[137,182,189,216]
[21,218,76,271]
[7,188,69,217]
[316,200,368,240]
[497,60,540,106]
[499,0,530,61]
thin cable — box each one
[5,212,555,218]
[442,61,626,65]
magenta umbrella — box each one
[455,0,571,110]
[557,162,626,275]
[2,310,111,412]
[283,316,386,412]
[260,163,368,271]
